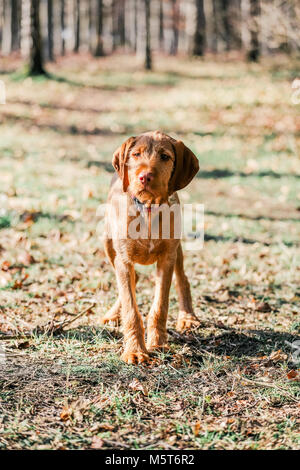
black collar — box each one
[132,196,147,214]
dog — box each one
[102,131,199,364]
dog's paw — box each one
[147,341,169,352]
[176,312,199,332]
[100,312,120,325]
[121,349,150,364]
[100,305,121,325]
[147,331,169,352]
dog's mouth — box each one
[134,189,168,207]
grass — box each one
[0,53,299,450]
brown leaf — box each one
[193,421,202,436]
[60,405,72,421]
[1,261,11,271]
[91,436,104,449]
[128,378,148,396]
[17,341,30,349]
[269,349,287,363]
[287,370,300,381]
[18,252,35,266]
[256,302,272,312]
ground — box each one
[0,54,299,450]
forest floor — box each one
[0,54,299,450]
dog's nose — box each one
[139,171,153,186]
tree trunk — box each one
[144,0,152,70]
[60,0,65,55]
[47,0,54,60]
[29,0,46,75]
[0,0,3,52]
[158,0,164,50]
[88,0,93,52]
[133,0,138,52]
[220,0,230,51]
[95,0,104,56]
[118,0,125,47]
[74,0,80,53]
[11,0,20,51]
[211,0,218,53]
[248,0,260,61]
[112,0,118,50]
[2,0,11,55]
[170,0,179,55]
[193,0,206,56]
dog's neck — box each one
[128,192,171,217]
[131,195,151,215]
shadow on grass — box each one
[60,325,122,342]
[51,324,299,363]
[7,98,111,115]
[204,232,299,247]
[2,111,132,136]
[20,210,73,224]
[198,168,300,179]
[169,326,300,361]
[206,210,300,223]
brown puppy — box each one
[102,131,199,364]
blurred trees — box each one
[193,0,206,56]
[0,0,299,73]
[29,0,45,74]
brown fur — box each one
[101,131,199,364]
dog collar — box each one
[131,195,151,214]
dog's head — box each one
[112,131,199,204]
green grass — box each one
[0,54,299,450]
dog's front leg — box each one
[147,253,176,351]
[114,255,149,364]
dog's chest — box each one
[124,238,165,265]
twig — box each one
[231,373,299,403]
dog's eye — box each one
[132,152,141,158]
[160,153,170,161]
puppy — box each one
[102,131,199,364]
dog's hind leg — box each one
[174,243,199,332]
[101,296,122,325]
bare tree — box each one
[158,0,164,50]
[11,0,20,51]
[170,0,180,55]
[29,0,46,75]
[74,0,80,52]
[95,0,104,56]
[248,0,260,61]
[60,0,65,55]
[118,0,126,47]
[193,0,206,56]
[144,0,152,70]
[0,0,3,51]
[47,0,54,60]
[133,0,138,52]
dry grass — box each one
[0,54,299,449]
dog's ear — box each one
[112,136,136,192]
[168,140,199,194]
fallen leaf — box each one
[91,436,104,449]
[287,370,300,381]
[269,350,287,363]
[128,378,148,396]
[256,302,272,312]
